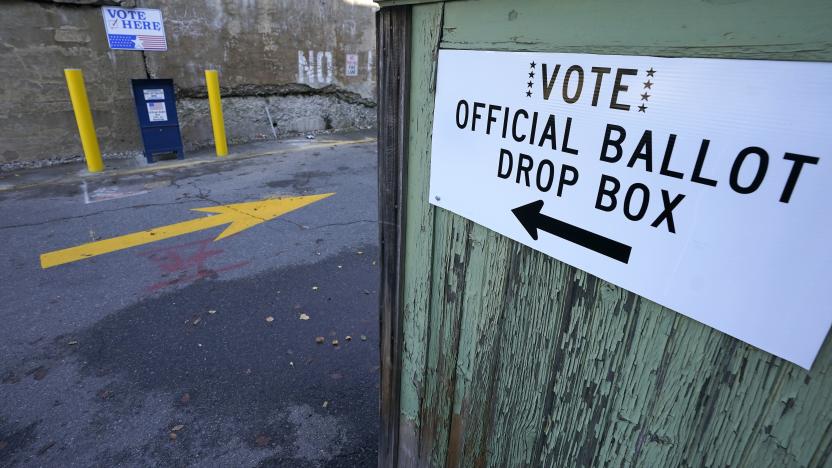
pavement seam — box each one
[0,199,207,231]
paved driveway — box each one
[0,133,380,467]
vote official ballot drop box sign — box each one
[131,79,184,163]
[428,50,832,369]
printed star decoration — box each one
[524,60,537,97]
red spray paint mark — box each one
[139,238,250,292]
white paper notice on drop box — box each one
[146,101,168,122]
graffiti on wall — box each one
[298,50,374,83]
[298,50,333,84]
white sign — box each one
[429,49,832,369]
[346,54,359,76]
[102,7,167,51]
[146,102,168,122]
[143,89,165,100]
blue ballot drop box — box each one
[131,79,184,163]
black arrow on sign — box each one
[511,200,632,264]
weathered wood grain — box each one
[440,0,832,61]
[377,6,411,468]
[417,210,471,465]
[398,3,445,466]
[450,227,514,467]
[387,0,832,466]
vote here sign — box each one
[428,49,832,369]
[102,7,167,51]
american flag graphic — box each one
[107,34,167,51]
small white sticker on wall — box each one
[346,54,359,76]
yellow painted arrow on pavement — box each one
[40,193,334,269]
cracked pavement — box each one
[0,132,380,467]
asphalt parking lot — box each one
[0,132,380,467]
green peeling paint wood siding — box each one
[440,0,832,60]
[376,0,450,7]
[388,0,832,466]
[376,0,460,8]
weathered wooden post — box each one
[377,1,832,466]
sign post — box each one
[205,70,228,157]
[64,69,104,173]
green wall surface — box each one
[393,1,832,466]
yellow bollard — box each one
[64,69,104,172]
[205,70,228,157]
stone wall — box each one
[0,0,377,165]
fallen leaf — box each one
[315,336,325,344]
[31,367,48,381]
[265,316,274,323]
[331,339,339,346]
[180,393,191,405]
[345,335,352,341]
[171,424,184,432]
[299,313,310,321]
[255,434,271,447]
[97,389,113,400]
[360,335,367,341]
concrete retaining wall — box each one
[0,0,377,165]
